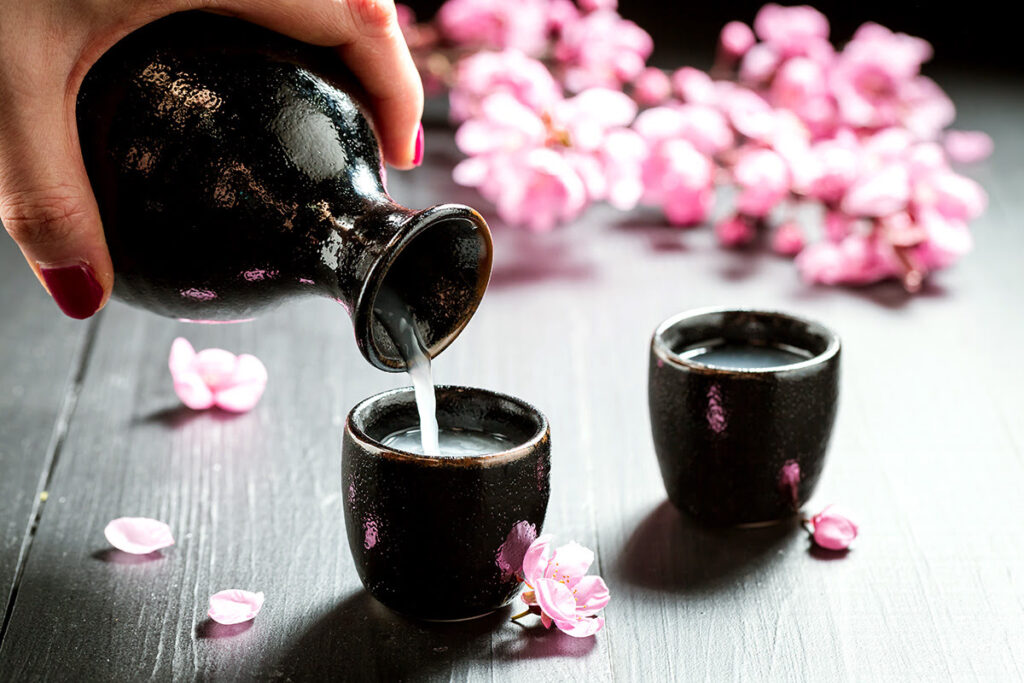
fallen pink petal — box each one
[809,505,859,551]
[208,589,265,625]
[168,337,268,413]
[104,517,174,555]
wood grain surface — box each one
[1,73,1022,680]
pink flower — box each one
[449,50,561,122]
[753,4,831,59]
[632,67,672,106]
[578,0,616,11]
[809,505,859,550]
[168,337,268,413]
[911,209,973,271]
[641,138,715,226]
[944,130,994,164]
[719,21,756,60]
[596,128,648,210]
[437,0,550,56]
[104,517,174,555]
[798,137,860,204]
[796,234,899,286]
[840,163,910,217]
[769,57,836,136]
[738,43,782,86]
[715,214,755,247]
[633,104,733,157]
[554,9,653,91]
[733,148,790,217]
[671,66,715,105]
[520,535,609,637]
[772,221,805,255]
[207,589,265,625]
[457,146,588,231]
[823,210,856,242]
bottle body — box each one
[77,13,491,370]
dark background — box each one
[404,0,1023,75]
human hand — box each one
[0,0,424,318]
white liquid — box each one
[390,316,440,456]
[374,287,440,456]
[383,427,513,456]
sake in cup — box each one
[648,308,841,526]
[342,386,550,620]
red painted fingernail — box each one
[412,123,424,166]
[39,262,104,319]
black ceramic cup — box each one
[649,308,840,526]
[342,386,550,621]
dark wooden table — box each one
[2,72,1023,680]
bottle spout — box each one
[353,204,493,371]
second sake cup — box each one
[648,308,841,526]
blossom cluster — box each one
[398,1,991,291]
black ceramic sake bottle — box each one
[76,12,492,371]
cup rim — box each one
[652,306,840,375]
[345,384,549,467]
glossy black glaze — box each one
[76,12,492,370]
[648,308,841,526]
[343,386,550,620]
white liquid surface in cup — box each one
[383,427,514,456]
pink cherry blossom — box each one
[809,505,859,550]
[769,57,836,136]
[519,535,609,637]
[449,50,561,122]
[911,209,973,271]
[772,221,806,255]
[554,9,653,91]
[632,67,672,106]
[944,130,994,164]
[732,147,790,217]
[641,138,715,226]
[753,4,831,58]
[823,210,856,242]
[796,233,900,286]
[169,338,268,413]
[437,0,550,56]
[578,0,616,11]
[208,589,265,625]
[633,104,733,157]
[671,66,716,105]
[840,163,910,217]
[798,137,860,204]
[596,128,648,210]
[739,43,782,86]
[719,21,756,60]
[104,517,174,555]
[715,214,755,247]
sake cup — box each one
[342,385,550,621]
[648,308,841,526]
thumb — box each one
[0,90,112,319]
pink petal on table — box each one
[573,575,611,616]
[213,354,268,413]
[556,615,605,638]
[811,505,859,550]
[195,348,240,391]
[534,578,578,624]
[944,130,993,164]
[174,374,216,410]
[104,517,174,555]
[208,589,265,625]
[168,337,197,376]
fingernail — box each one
[39,262,104,319]
[412,123,424,166]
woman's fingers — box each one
[0,81,112,319]
[212,0,424,168]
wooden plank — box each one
[0,233,91,628]
[2,71,1024,679]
